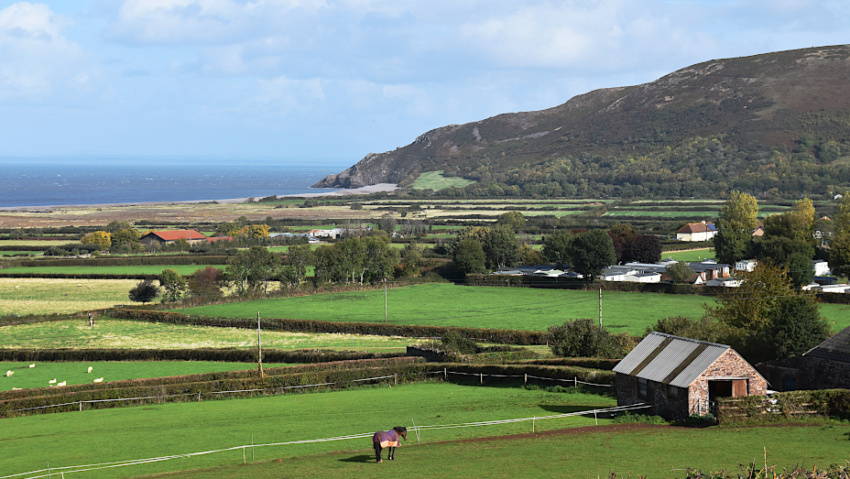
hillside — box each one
[314,45,850,198]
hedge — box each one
[108,308,548,345]
[437,362,616,387]
[717,388,850,424]
[1,255,228,268]
[0,357,428,418]
[0,348,404,364]
[516,358,621,370]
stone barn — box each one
[614,332,768,420]
[798,325,850,390]
[140,229,207,248]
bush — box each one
[547,318,632,358]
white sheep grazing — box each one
[87,366,93,374]
[56,381,66,387]
[29,363,35,368]
[12,387,22,391]
[48,378,57,384]
[93,377,104,383]
[5,370,13,377]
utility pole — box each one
[384,278,388,324]
[257,311,264,378]
[598,288,602,327]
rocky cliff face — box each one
[314,45,850,189]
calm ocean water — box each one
[0,159,346,208]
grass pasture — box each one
[2,381,848,478]
[0,277,140,314]
[177,283,714,335]
[0,361,292,391]
[0,319,414,352]
[176,283,850,335]
[661,247,716,262]
[0,382,618,478]
[411,171,476,190]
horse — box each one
[372,426,407,463]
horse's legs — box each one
[388,447,395,460]
[374,444,383,463]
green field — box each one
[175,283,850,335]
[0,264,225,276]
[661,248,716,262]
[2,382,848,478]
[177,283,714,335]
[411,171,476,190]
[0,361,291,391]
[0,277,142,314]
[0,319,415,352]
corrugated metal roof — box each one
[613,332,730,388]
[144,229,207,241]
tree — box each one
[159,268,187,302]
[766,296,829,360]
[624,235,661,263]
[546,318,632,358]
[187,266,225,299]
[713,191,759,265]
[755,236,815,288]
[704,262,824,362]
[81,231,111,250]
[665,262,695,282]
[495,211,526,231]
[647,316,729,344]
[837,193,850,233]
[829,231,850,278]
[104,221,133,232]
[226,246,280,295]
[763,198,816,245]
[608,224,636,263]
[111,228,141,251]
[542,230,573,266]
[279,244,313,288]
[232,224,270,240]
[566,229,616,281]
[399,243,426,278]
[377,214,397,234]
[482,225,520,270]
[453,237,486,275]
[128,279,160,304]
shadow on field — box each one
[538,405,608,415]
[339,455,373,463]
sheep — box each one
[29,363,35,368]
[93,377,104,383]
[12,387,22,391]
[87,366,93,374]
[48,378,57,384]
[5,370,13,377]
[56,381,66,387]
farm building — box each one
[759,326,850,391]
[614,332,768,420]
[140,229,207,247]
[676,221,717,242]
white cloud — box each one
[0,2,94,102]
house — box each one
[270,232,321,244]
[812,260,831,276]
[307,228,347,239]
[688,260,731,281]
[614,332,768,420]
[140,229,207,247]
[735,259,757,272]
[676,222,717,242]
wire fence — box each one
[2,402,650,479]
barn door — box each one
[732,379,747,397]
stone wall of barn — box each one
[615,373,690,420]
[689,349,768,416]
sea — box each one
[0,158,348,208]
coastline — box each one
[0,183,399,211]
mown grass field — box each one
[0,361,291,391]
[175,283,850,335]
[661,248,716,262]
[0,319,414,352]
[3,381,848,479]
[410,170,476,190]
[0,278,141,314]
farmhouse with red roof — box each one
[140,229,207,247]
[676,221,717,242]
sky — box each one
[0,1,848,166]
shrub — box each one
[547,318,631,358]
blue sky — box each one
[1,1,847,166]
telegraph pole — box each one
[257,312,264,378]
[598,288,602,327]
[384,278,388,324]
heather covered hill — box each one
[315,45,850,198]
